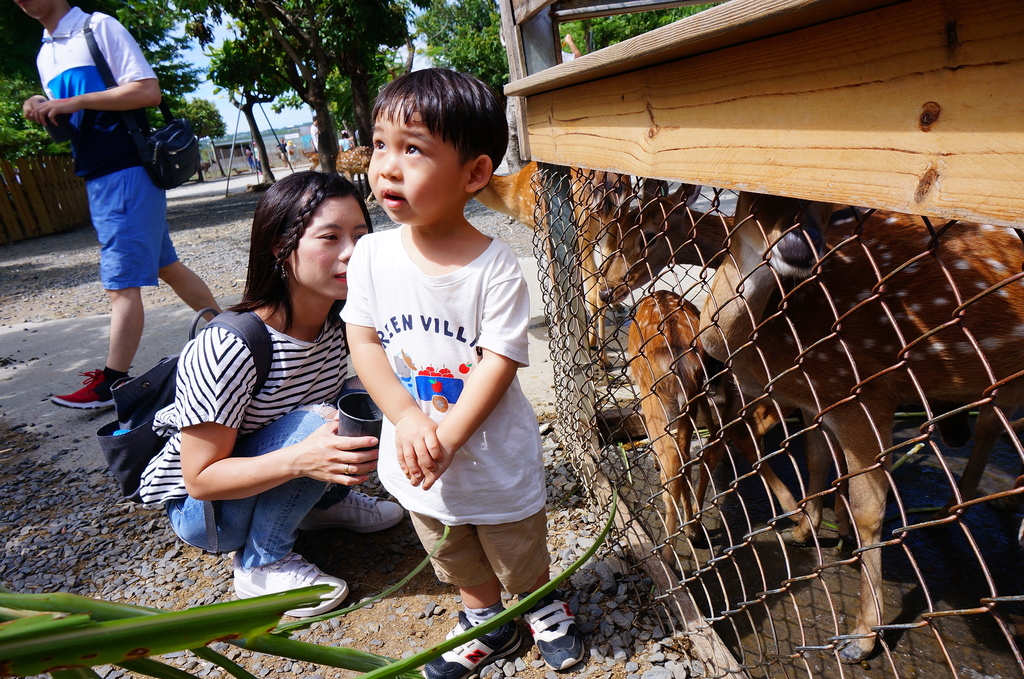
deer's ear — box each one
[641,178,667,202]
[465,154,494,193]
[673,183,700,207]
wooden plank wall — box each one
[0,156,90,246]
[509,0,1024,227]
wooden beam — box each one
[506,0,906,96]
[512,0,556,25]
[519,0,1024,226]
[552,0,718,23]
[500,0,533,160]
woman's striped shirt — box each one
[138,320,348,505]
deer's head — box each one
[598,182,698,304]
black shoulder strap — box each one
[191,309,273,396]
[82,14,117,89]
[81,14,173,153]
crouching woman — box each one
[138,171,403,617]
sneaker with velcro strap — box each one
[522,592,585,670]
[424,611,522,679]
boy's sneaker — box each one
[298,491,404,533]
[51,370,114,409]
[425,611,522,679]
[522,593,585,670]
[233,551,348,617]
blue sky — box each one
[176,23,426,138]
[177,24,314,136]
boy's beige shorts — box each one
[409,508,551,594]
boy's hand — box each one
[394,410,445,487]
[417,449,456,490]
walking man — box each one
[17,0,222,409]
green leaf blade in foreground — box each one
[0,586,330,676]
[0,612,93,642]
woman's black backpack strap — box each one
[201,309,273,396]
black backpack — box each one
[96,309,272,503]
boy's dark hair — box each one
[233,171,372,331]
[372,68,508,168]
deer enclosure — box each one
[497,0,1024,677]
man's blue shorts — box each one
[86,165,178,290]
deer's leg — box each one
[694,419,724,520]
[581,239,609,362]
[643,381,694,559]
[831,409,894,664]
[941,403,1001,517]
[790,414,831,543]
[664,412,697,558]
[837,461,889,663]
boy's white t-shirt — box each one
[342,227,545,525]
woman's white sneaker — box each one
[298,491,405,532]
[233,551,348,617]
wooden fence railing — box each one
[0,155,90,246]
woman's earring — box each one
[275,260,288,282]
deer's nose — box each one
[775,226,823,272]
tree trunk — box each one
[312,101,339,173]
[505,98,527,173]
[242,103,276,183]
[211,138,227,178]
[350,68,373,148]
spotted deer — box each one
[335,146,373,194]
[629,290,802,559]
[475,161,632,354]
[697,191,1024,663]
[599,181,730,306]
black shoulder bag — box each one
[95,309,273,553]
[83,14,201,190]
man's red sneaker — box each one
[51,370,115,409]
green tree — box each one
[0,74,70,161]
[560,6,712,54]
[181,97,227,139]
[416,0,508,99]
[180,0,420,174]
[208,37,291,182]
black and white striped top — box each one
[138,320,349,505]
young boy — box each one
[343,68,585,678]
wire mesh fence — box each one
[528,162,1024,677]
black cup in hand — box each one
[336,391,382,453]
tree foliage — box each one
[179,0,421,172]
[181,98,226,139]
[0,74,70,161]
[560,5,713,53]
[416,0,508,99]
[207,37,290,181]
[414,1,713,104]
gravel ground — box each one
[0,185,696,679]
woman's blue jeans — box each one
[165,407,350,569]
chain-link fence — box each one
[528,162,1024,677]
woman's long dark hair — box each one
[231,171,372,332]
